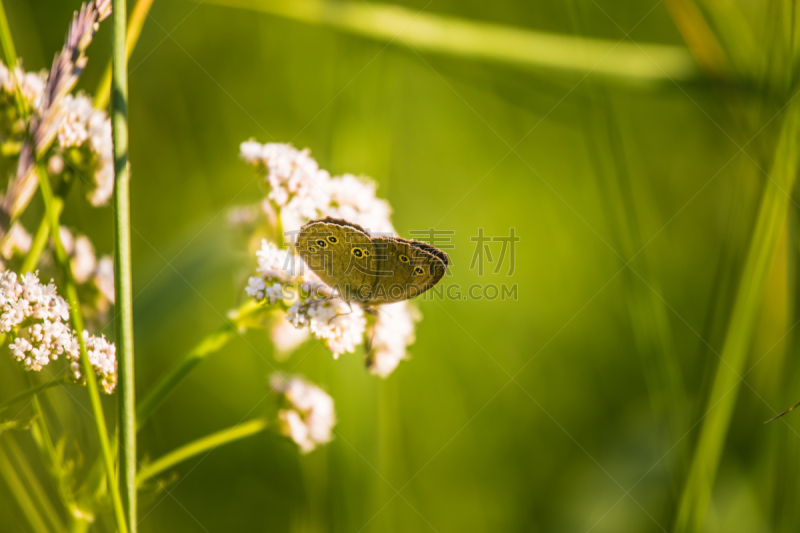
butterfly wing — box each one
[297,217,377,303]
[367,237,448,304]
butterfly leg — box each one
[327,300,354,325]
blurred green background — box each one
[3,0,800,531]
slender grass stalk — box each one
[37,164,129,533]
[21,217,54,274]
[136,323,237,429]
[25,380,77,532]
[136,418,268,487]
[674,98,800,533]
[205,0,698,83]
[0,442,50,533]
[94,0,155,109]
[0,377,72,413]
[110,0,136,528]
[0,0,17,68]
[3,437,68,533]
[136,299,264,430]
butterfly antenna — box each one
[765,399,800,423]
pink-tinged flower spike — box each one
[270,373,336,453]
[3,0,111,234]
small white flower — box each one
[1,223,32,260]
[270,373,335,453]
[368,301,420,377]
[0,270,116,392]
[93,256,115,305]
[269,318,310,360]
[54,93,114,206]
[286,298,366,358]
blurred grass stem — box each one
[674,98,800,533]
[94,0,155,109]
[136,300,265,430]
[136,418,268,487]
[38,163,129,533]
[205,0,698,83]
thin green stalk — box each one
[25,381,75,532]
[111,0,136,527]
[0,442,50,533]
[136,298,265,430]
[205,0,699,83]
[4,437,68,533]
[37,165,129,533]
[674,98,800,533]
[94,0,155,109]
[0,377,72,414]
[136,323,237,430]
[21,216,52,274]
[0,0,17,68]
[136,418,268,487]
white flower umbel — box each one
[323,174,394,235]
[270,373,336,454]
[238,141,421,375]
[1,223,32,260]
[81,332,117,394]
[240,141,330,224]
[270,318,310,361]
[0,271,117,392]
[0,60,46,110]
[368,302,420,377]
[54,93,114,206]
[287,298,366,358]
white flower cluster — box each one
[270,373,335,454]
[246,240,366,357]
[52,93,114,206]
[82,331,116,394]
[1,223,32,261]
[240,142,421,376]
[287,298,366,358]
[240,141,394,234]
[244,240,297,304]
[0,61,46,110]
[0,271,116,392]
[60,227,115,303]
[368,302,420,378]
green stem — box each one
[0,376,72,413]
[94,0,155,109]
[0,0,17,67]
[38,164,129,533]
[135,323,238,430]
[206,0,698,83]
[674,98,800,533]
[21,212,54,275]
[26,381,75,532]
[111,0,136,527]
[0,441,50,533]
[3,436,68,533]
[136,418,268,487]
[135,300,264,430]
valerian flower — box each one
[51,93,114,206]
[0,270,117,392]
[59,226,115,325]
[238,142,420,376]
[270,373,335,453]
[367,301,420,378]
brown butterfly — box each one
[296,217,448,306]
